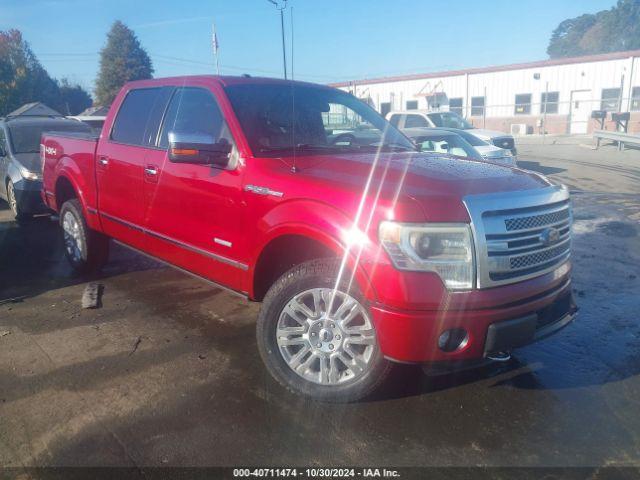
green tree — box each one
[58,78,92,115]
[547,0,640,58]
[0,29,62,115]
[94,21,154,106]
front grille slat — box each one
[505,208,570,231]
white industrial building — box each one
[331,50,640,135]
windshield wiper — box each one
[258,143,354,154]
[376,142,418,152]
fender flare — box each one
[53,159,100,230]
[247,199,379,301]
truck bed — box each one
[41,131,100,215]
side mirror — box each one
[168,131,232,167]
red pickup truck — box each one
[41,76,576,401]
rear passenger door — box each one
[96,87,172,250]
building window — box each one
[471,96,485,117]
[380,102,391,118]
[601,88,621,111]
[405,100,418,110]
[630,87,640,111]
[540,92,559,114]
[514,94,532,115]
[449,97,463,116]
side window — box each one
[159,87,229,149]
[0,129,6,155]
[404,114,429,128]
[111,88,170,146]
[388,114,401,127]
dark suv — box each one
[0,115,91,219]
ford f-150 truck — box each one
[41,76,576,402]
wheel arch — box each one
[249,223,377,302]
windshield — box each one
[224,83,415,156]
[413,133,481,159]
[8,121,90,153]
[427,112,474,130]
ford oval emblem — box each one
[540,227,560,247]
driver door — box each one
[142,86,246,292]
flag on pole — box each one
[212,21,220,74]
[212,22,219,54]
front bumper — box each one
[369,274,575,364]
[13,178,47,214]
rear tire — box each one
[59,199,109,273]
[257,258,392,402]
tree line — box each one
[0,21,153,116]
[547,0,640,58]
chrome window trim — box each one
[463,184,571,289]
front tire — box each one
[6,180,29,221]
[60,199,110,273]
[257,259,392,402]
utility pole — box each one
[212,21,220,75]
[268,0,288,79]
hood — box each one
[474,145,509,157]
[13,152,41,174]
[288,151,550,222]
[469,128,512,140]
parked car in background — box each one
[69,115,107,134]
[387,110,517,156]
[42,75,575,402]
[0,115,91,219]
[402,128,483,161]
[437,127,516,166]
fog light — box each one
[438,328,469,352]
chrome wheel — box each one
[7,181,18,215]
[276,288,377,385]
[62,210,83,262]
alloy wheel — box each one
[62,211,83,262]
[276,288,377,385]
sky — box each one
[0,0,618,94]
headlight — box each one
[18,164,41,181]
[379,222,475,290]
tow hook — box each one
[487,351,511,362]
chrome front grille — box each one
[464,185,572,288]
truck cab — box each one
[41,76,575,402]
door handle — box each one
[98,156,109,166]
[144,166,158,176]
